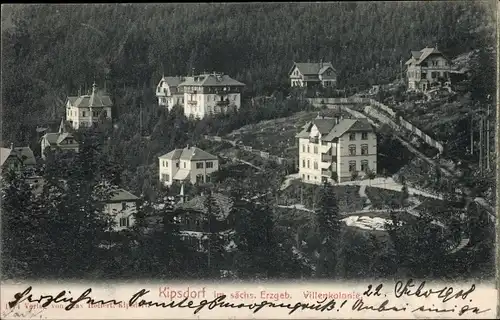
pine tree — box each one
[315,181,341,278]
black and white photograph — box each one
[1,2,497,283]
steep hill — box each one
[1,3,496,145]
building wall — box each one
[67,105,112,129]
[159,158,219,186]
[183,92,241,119]
[407,56,451,91]
[188,159,219,184]
[105,201,137,231]
[336,131,377,181]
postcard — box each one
[1,2,498,319]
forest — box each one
[1,2,496,146]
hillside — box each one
[1,2,496,146]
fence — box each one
[203,135,294,167]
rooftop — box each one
[290,62,336,75]
[176,192,233,221]
[159,146,218,161]
[405,46,449,66]
[1,146,36,167]
[178,73,245,87]
[68,83,112,108]
[296,118,374,141]
[108,188,140,202]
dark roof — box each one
[177,193,233,221]
[159,147,218,161]
[290,62,336,75]
[179,74,245,87]
[11,147,36,165]
[68,85,112,108]
[160,76,185,87]
[405,47,449,66]
[296,118,374,141]
[108,189,140,202]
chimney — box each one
[320,59,323,69]
[10,143,14,150]
[186,144,190,149]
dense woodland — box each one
[1,3,497,280]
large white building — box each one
[405,46,452,91]
[66,82,113,129]
[158,146,219,186]
[177,73,245,119]
[156,76,185,110]
[296,116,377,184]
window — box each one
[361,144,368,155]
[349,161,356,172]
[165,161,168,167]
[349,133,356,141]
[196,162,204,169]
[206,175,211,183]
[183,162,186,168]
[313,146,318,154]
[361,160,369,172]
[196,174,204,183]
[302,145,305,152]
[121,202,127,211]
[302,160,305,168]
[431,72,437,78]
[307,160,310,168]
[361,132,368,140]
[307,145,310,153]
[103,110,108,117]
[82,111,86,117]
[92,111,98,117]
[206,162,214,168]
[348,144,356,156]
[119,217,130,227]
[307,175,310,180]
[422,72,427,79]
[314,161,318,170]
[302,174,305,180]
[176,162,179,168]
[162,174,170,182]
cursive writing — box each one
[2,306,46,319]
[352,299,406,312]
[8,286,122,311]
[394,279,475,303]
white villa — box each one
[156,76,185,110]
[405,46,452,91]
[66,82,113,129]
[289,61,337,88]
[105,188,140,231]
[158,146,219,186]
[296,115,377,184]
[177,72,245,119]
[40,119,79,159]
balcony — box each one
[216,100,230,106]
[309,137,319,144]
[187,100,198,105]
[321,154,334,162]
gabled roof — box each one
[405,47,449,66]
[56,132,75,145]
[178,74,245,87]
[177,192,233,221]
[289,62,336,76]
[0,148,12,167]
[296,118,374,142]
[68,84,112,108]
[108,188,140,202]
[11,147,36,165]
[159,76,185,88]
[159,147,218,161]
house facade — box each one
[66,82,113,129]
[104,189,140,231]
[1,145,36,174]
[156,76,185,110]
[405,47,452,91]
[158,146,219,186]
[40,119,79,159]
[289,61,337,88]
[296,116,377,184]
[177,73,245,119]
[174,192,235,252]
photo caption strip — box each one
[0,280,497,319]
